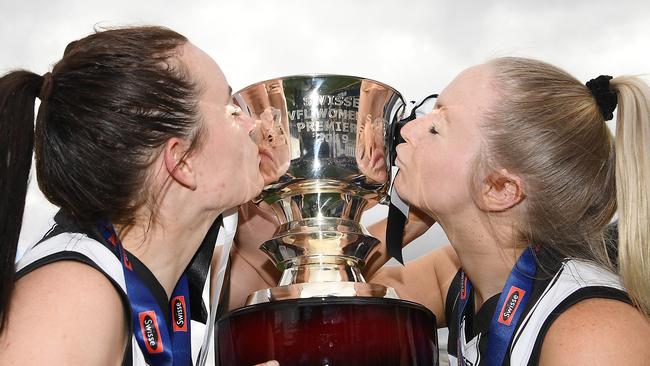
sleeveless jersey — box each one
[15,210,223,365]
[445,249,629,366]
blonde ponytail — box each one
[485,58,650,319]
[612,76,650,319]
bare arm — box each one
[369,244,459,327]
[539,298,650,365]
[363,206,436,276]
[363,207,460,327]
[0,261,128,365]
[211,202,281,311]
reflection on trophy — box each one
[217,75,438,365]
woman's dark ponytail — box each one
[0,70,43,330]
[0,25,198,331]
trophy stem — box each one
[259,216,379,282]
[277,255,366,286]
[245,206,402,305]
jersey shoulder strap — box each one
[511,259,629,365]
[15,215,134,365]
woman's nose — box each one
[400,117,417,143]
[242,115,263,145]
[240,113,257,134]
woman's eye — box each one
[227,105,242,116]
[429,125,439,135]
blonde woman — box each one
[207,57,650,365]
[371,58,650,365]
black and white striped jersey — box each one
[445,249,629,366]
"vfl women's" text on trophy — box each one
[216,75,438,366]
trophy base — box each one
[216,297,439,366]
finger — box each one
[256,361,279,366]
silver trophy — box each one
[234,75,405,303]
[219,75,438,365]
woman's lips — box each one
[258,146,272,160]
[258,147,277,170]
[394,144,407,169]
[395,158,404,170]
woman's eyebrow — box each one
[435,102,452,124]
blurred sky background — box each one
[3,0,649,262]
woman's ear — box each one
[163,138,197,190]
[478,168,525,212]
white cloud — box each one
[3,0,649,260]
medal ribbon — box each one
[456,247,536,366]
[98,222,192,366]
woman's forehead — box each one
[440,64,496,114]
[181,43,229,100]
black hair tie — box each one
[39,72,53,101]
[586,75,617,121]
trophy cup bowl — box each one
[216,75,438,365]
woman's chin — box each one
[393,176,410,202]
[242,171,265,203]
[243,187,263,205]
[259,155,280,184]
[256,173,266,192]
[260,169,278,186]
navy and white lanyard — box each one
[98,222,192,366]
[456,246,536,366]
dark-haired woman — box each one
[0,26,273,365]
